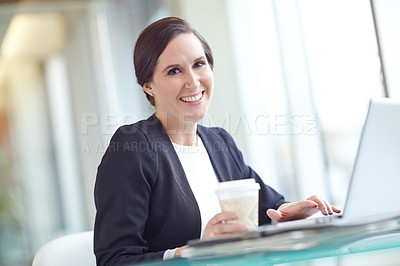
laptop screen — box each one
[342,98,400,219]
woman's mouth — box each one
[180,91,204,103]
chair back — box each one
[32,231,96,266]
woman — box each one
[94,17,340,265]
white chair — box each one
[32,231,96,266]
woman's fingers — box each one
[267,201,317,222]
[212,222,248,235]
[208,211,238,224]
[267,196,342,223]
[332,205,342,213]
[307,195,330,215]
[266,208,282,222]
[306,195,342,216]
[202,211,248,240]
[324,199,334,215]
[174,245,188,258]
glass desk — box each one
[139,234,400,265]
[138,217,400,265]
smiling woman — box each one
[93,16,339,266]
[133,17,214,106]
[142,33,214,145]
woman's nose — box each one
[184,70,200,89]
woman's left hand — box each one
[266,195,341,223]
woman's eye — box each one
[168,68,180,75]
[194,61,205,68]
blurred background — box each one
[0,0,399,265]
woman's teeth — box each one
[181,92,202,103]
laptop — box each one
[338,97,400,220]
[269,97,400,227]
[188,97,400,248]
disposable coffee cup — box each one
[215,178,260,230]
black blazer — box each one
[94,115,285,265]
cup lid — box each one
[216,178,260,192]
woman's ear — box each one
[143,83,154,97]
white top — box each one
[172,136,221,236]
[163,136,221,260]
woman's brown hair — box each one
[133,17,214,106]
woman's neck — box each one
[156,112,198,146]
[170,132,198,146]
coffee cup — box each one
[215,178,260,230]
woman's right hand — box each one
[202,211,249,240]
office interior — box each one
[0,0,399,265]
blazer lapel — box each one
[198,126,227,183]
[146,114,199,204]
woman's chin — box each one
[182,112,206,124]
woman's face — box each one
[144,33,214,129]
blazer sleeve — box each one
[94,126,163,265]
[218,127,287,225]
